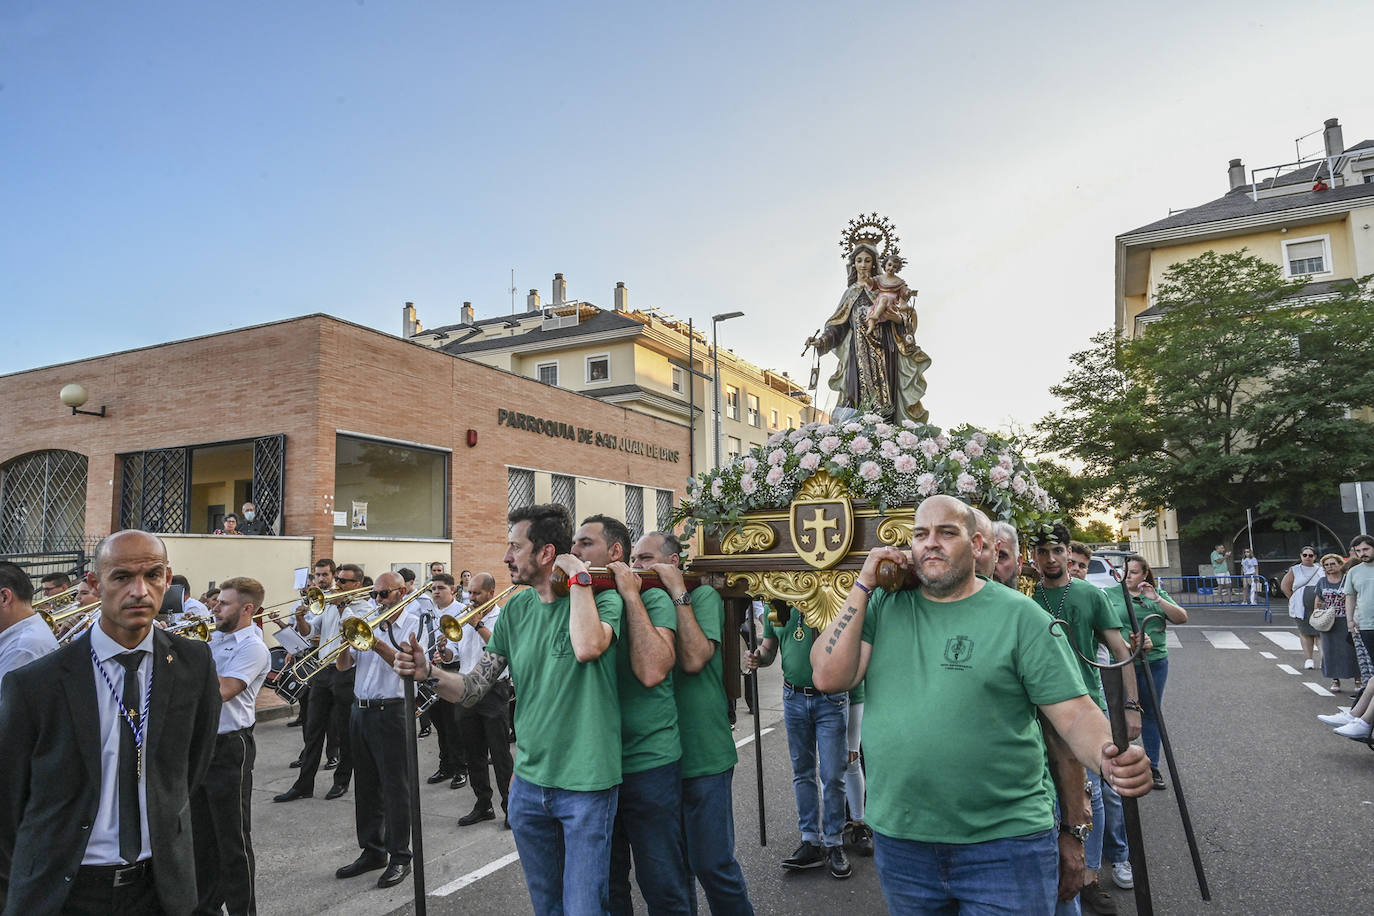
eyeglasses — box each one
[371,587,397,600]
[336,579,359,587]
[1301,553,1315,559]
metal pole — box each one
[387,627,427,915]
[712,320,722,469]
[1357,483,1368,537]
[1099,661,1151,916]
[746,599,766,847]
[1246,508,1255,554]
[687,320,696,481]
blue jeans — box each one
[609,760,691,915]
[681,769,753,915]
[1135,657,1170,768]
[508,773,619,916]
[1093,770,1129,866]
[874,828,1059,915]
[782,685,848,847]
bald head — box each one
[970,506,995,577]
[469,572,496,606]
[95,529,168,573]
[916,495,977,538]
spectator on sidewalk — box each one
[1240,549,1262,605]
[1281,548,1323,671]
[1314,554,1360,692]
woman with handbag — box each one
[1313,554,1361,692]
[1281,547,1323,670]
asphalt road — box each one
[245,602,1374,915]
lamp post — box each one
[711,311,744,468]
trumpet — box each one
[301,580,436,679]
[33,583,80,610]
[39,599,101,633]
[166,615,213,640]
[438,585,521,642]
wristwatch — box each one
[570,570,593,589]
[673,592,693,606]
[1059,823,1093,843]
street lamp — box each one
[712,311,744,468]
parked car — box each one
[1086,550,1131,590]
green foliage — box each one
[1075,519,1118,544]
[1039,250,1374,541]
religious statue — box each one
[805,213,931,423]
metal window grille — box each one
[119,447,189,533]
[656,489,674,530]
[624,485,644,542]
[551,474,575,516]
[0,450,89,554]
[252,434,287,534]
[508,469,535,513]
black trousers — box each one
[430,694,464,775]
[290,668,353,793]
[191,728,256,916]
[457,681,514,810]
[62,864,163,915]
[350,701,413,862]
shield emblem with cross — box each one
[789,496,854,570]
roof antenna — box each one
[510,268,517,314]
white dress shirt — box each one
[0,614,59,682]
[209,625,271,733]
[455,604,504,676]
[351,608,420,700]
[84,623,153,865]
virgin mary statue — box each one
[806,220,931,423]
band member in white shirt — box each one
[0,562,60,683]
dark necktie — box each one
[115,651,144,864]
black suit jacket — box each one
[0,627,221,916]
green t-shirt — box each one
[1103,585,1174,663]
[1344,562,1374,630]
[1210,550,1229,575]
[1030,581,1116,710]
[848,679,866,705]
[486,587,623,790]
[763,605,820,689]
[859,580,1086,844]
[616,587,681,774]
[673,585,738,779]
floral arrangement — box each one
[675,414,1061,540]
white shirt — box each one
[84,623,153,865]
[351,608,421,700]
[1241,557,1259,575]
[454,604,503,676]
[180,596,208,624]
[209,625,271,733]
[0,614,59,682]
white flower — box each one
[965,441,985,459]
[874,423,893,438]
[859,461,882,481]
[1011,475,1029,496]
[792,437,814,455]
[742,456,759,474]
[880,440,901,459]
[788,428,806,443]
[894,454,918,473]
[919,438,940,458]
[843,422,863,434]
[765,466,784,486]
[901,419,918,429]
[862,412,882,424]
[739,475,758,495]
[1032,486,1050,509]
[989,466,1011,488]
[956,472,979,494]
[998,454,1014,471]
[850,436,873,455]
[815,423,834,434]
[832,454,851,468]
[800,452,821,471]
[711,479,724,499]
[897,430,920,449]
[971,432,989,447]
[818,435,841,455]
[935,434,950,450]
[767,448,787,466]
[917,472,937,496]
[767,430,786,446]
[949,449,969,466]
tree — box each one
[1039,250,1374,541]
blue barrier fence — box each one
[1156,575,1273,621]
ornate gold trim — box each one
[725,569,858,630]
[720,522,777,554]
[875,513,915,547]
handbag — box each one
[1310,598,1336,632]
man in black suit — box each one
[0,529,221,915]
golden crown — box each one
[839,212,900,261]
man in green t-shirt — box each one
[573,515,690,915]
[393,503,623,916]
[810,495,1152,915]
[1210,544,1233,601]
[632,530,754,915]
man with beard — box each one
[993,522,1022,589]
[393,504,623,915]
[191,576,271,916]
[811,496,1152,915]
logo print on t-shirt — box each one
[943,635,974,669]
[551,629,573,658]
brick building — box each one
[0,314,689,604]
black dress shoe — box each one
[325,784,348,800]
[377,861,412,888]
[426,769,454,785]
[273,787,312,803]
[287,718,306,728]
[827,846,852,879]
[458,805,496,827]
[335,852,388,879]
[1151,767,1167,791]
[289,758,303,768]
[418,726,432,739]
[450,772,468,790]
[781,841,824,870]
[323,756,339,770]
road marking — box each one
[1261,631,1303,651]
[1165,631,1182,649]
[1276,664,1301,675]
[1304,682,1336,697]
[736,727,774,749]
[1175,625,1293,630]
[431,851,521,896]
[1259,651,1276,659]
[1202,630,1248,649]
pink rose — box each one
[818,435,841,455]
[880,440,901,459]
[862,412,882,424]
[859,461,882,481]
[901,419,918,429]
[850,436,873,455]
[998,454,1014,471]
[919,438,940,458]
[768,448,787,466]
[711,479,724,499]
[972,432,989,447]
[897,430,920,449]
[874,423,893,438]
[965,441,985,459]
[767,430,787,446]
[739,475,758,495]
[742,456,759,473]
[800,452,821,471]
[935,434,950,450]
[916,473,937,496]
[832,454,851,468]
[949,450,968,466]
[793,437,814,455]
[765,466,785,486]
[989,466,1011,488]
[843,422,863,433]
[894,454,918,473]
[1011,475,1029,496]
[956,473,978,494]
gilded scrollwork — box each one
[726,569,858,631]
[720,522,777,554]
[875,513,914,547]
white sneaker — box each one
[1111,860,1134,889]
[1334,719,1373,739]
[1304,658,1315,670]
[1318,711,1357,726]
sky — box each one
[3,0,1372,434]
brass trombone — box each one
[166,615,213,640]
[33,583,79,610]
[438,585,521,642]
[301,580,435,679]
[38,599,100,633]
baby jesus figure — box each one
[866,252,917,334]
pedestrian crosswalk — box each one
[1162,625,1351,697]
